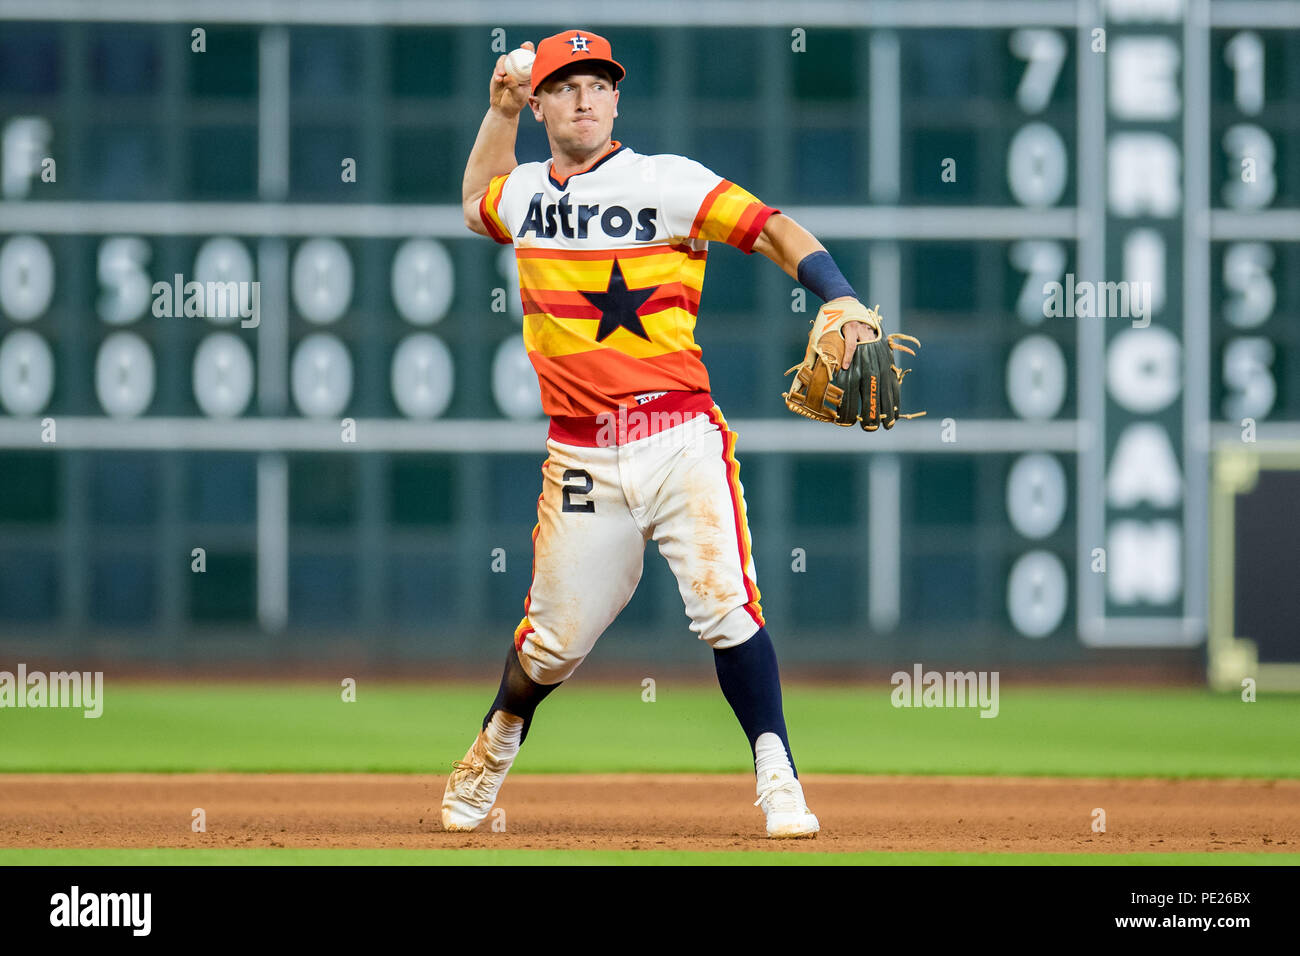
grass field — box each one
[3,683,1298,866]
[2,683,1297,777]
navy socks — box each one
[712,626,797,776]
[482,628,794,770]
[482,643,562,744]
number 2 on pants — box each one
[561,468,595,513]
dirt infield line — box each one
[3,774,1298,854]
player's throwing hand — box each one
[490,41,535,117]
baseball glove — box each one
[782,299,924,431]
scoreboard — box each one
[0,1,1297,670]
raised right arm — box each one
[463,41,534,236]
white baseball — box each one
[504,48,534,84]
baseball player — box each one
[444,29,919,838]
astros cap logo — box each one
[530,29,627,95]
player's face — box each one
[532,70,619,157]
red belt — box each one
[548,391,716,447]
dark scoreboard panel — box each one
[0,9,1297,666]
[1208,26,1300,428]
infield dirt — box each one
[3,774,1298,853]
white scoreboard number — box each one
[0,235,56,416]
[1219,31,1278,424]
[1004,28,1071,639]
[0,231,523,422]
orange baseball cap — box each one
[530,29,626,96]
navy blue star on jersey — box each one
[582,259,657,342]
[567,34,591,53]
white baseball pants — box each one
[513,396,764,684]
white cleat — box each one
[754,769,820,839]
[751,731,819,839]
[441,718,520,832]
